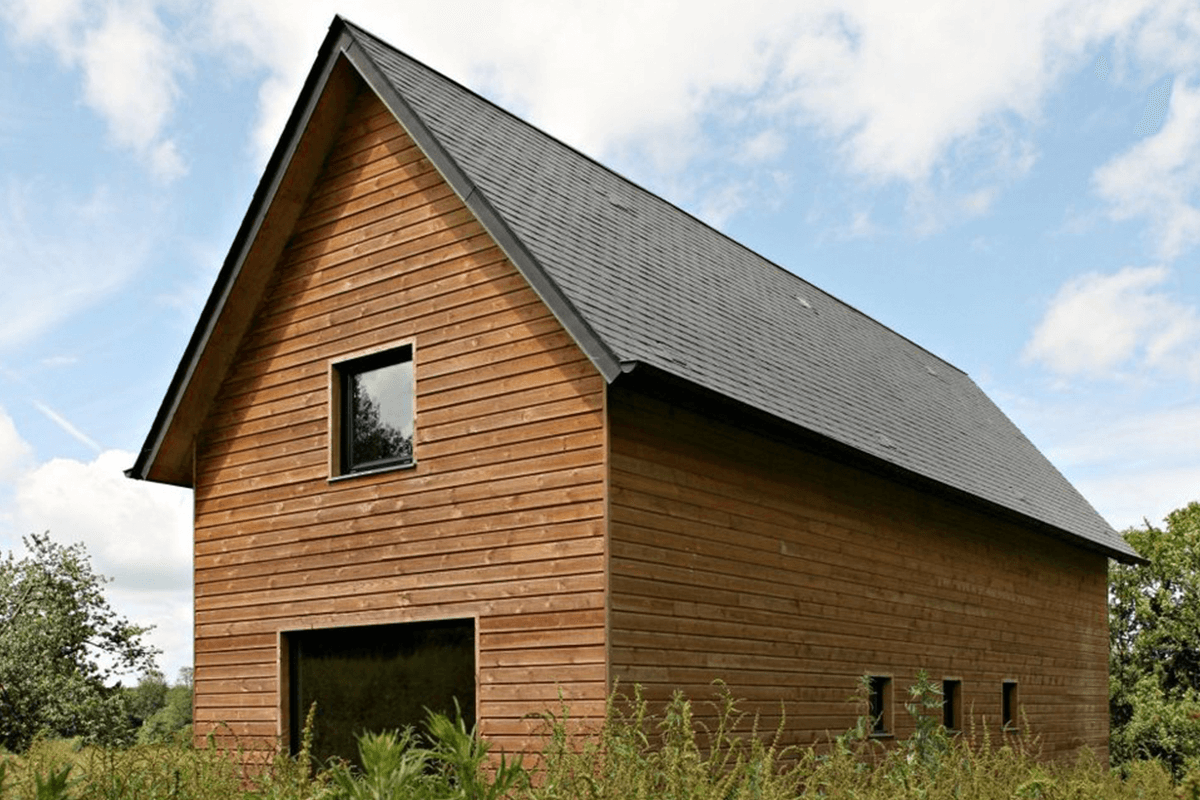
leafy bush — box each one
[121,669,194,745]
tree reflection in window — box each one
[341,346,414,473]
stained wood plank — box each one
[607,384,1108,760]
[191,88,607,758]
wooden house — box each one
[128,17,1139,765]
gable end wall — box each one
[191,89,608,755]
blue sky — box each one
[1,0,1198,680]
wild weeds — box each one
[322,728,431,800]
[527,682,803,800]
[1,677,1197,799]
[318,704,527,800]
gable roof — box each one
[127,16,1138,562]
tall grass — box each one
[0,731,248,800]
[529,681,802,800]
[0,677,1190,800]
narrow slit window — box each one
[1002,680,1019,731]
[333,344,415,476]
[943,679,962,731]
[868,676,892,736]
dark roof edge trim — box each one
[126,22,355,481]
[341,36,623,384]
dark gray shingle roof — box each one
[346,23,1137,561]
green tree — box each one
[0,532,159,752]
[124,669,169,728]
[1110,500,1200,775]
[136,668,193,744]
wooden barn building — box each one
[128,17,1139,765]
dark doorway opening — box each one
[286,618,475,767]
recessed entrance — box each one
[285,617,475,766]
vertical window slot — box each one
[868,676,892,736]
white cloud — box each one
[693,180,750,228]
[0,405,33,482]
[741,129,788,164]
[0,0,86,55]
[12,450,191,592]
[1093,81,1200,261]
[1077,464,1200,533]
[1123,0,1200,76]
[109,586,193,681]
[201,0,787,171]
[175,0,1043,231]
[9,449,193,676]
[10,0,1200,226]
[2,0,187,179]
[1050,404,1200,468]
[1024,266,1200,380]
[203,0,334,162]
[0,407,193,676]
[1056,406,1200,531]
[148,136,187,183]
[774,0,1164,180]
[79,7,178,154]
[840,210,881,240]
[905,183,1002,235]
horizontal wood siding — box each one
[608,384,1109,760]
[193,89,607,756]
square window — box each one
[1002,680,1019,731]
[868,676,892,736]
[332,344,415,476]
[943,679,962,731]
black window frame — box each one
[333,343,415,477]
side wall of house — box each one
[191,89,607,755]
[608,383,1110,760]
